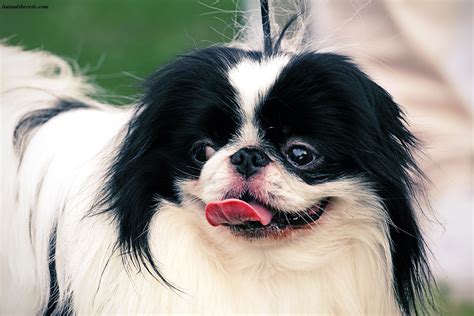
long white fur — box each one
[1,43,400,314]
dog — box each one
[0,3,433,314]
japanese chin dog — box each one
[1,5,434,315]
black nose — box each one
[230,147,270,178]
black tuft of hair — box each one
[273,15,298,53]
[258,0,300,56]
[259,0,273,56]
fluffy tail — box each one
[1,44,93,97]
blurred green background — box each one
[0,0,238,103]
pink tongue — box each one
[205,199,274,227]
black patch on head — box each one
[257,52,434,315]
[97,46,261,287]
[14,99,91,159]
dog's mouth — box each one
[205,192,330,239]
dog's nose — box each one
[230,147,270,178]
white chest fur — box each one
[65,202,399,314]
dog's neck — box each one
[67,201,399,314]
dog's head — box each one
[101,46,431,314]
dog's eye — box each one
[286,144,316,167]
[192,142,216,164]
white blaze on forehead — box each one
[228,56,290,117]
[228,56,290,145]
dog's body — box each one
[1,40,432,314]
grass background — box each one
[1,0,472,314]
[0,0,238,103]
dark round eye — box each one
[286,145,316,167]
[192,142,216,164]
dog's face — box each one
[123,47,404,239]
[103,46,428,312]
[174,52,379,240]
[108,45,418,246]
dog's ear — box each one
[95,56,195,288]
[358,77,435,315]
[96,95,179,287]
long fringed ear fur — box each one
[357,74,436,315]
[95,103,179,288]
[93,57,194,290]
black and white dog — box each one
[1,3,433,314]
